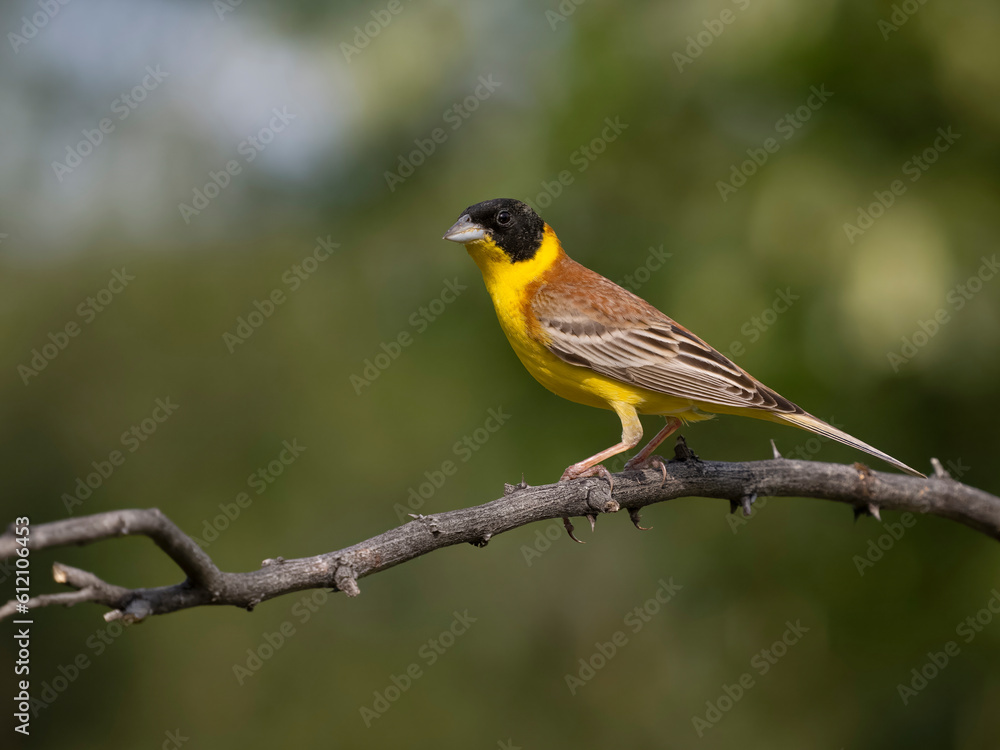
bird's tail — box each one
[771,411,925,478]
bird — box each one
[443,198,924,499]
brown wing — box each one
[528,255,802,414]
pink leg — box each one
[559,403,643,543]
[624,417,682,479]
[560,402,643,484]
[560,439,640,481]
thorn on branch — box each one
[504,474,529,496]
[562,516,585,544]
[729,493,757,517]
[852,503,881,522]
[930,458,951,480]
[770,439,783,459]
[628,507,651,531]
[672,435,699,462]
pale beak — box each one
[442,214,487,243]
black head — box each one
[443,198,545,262]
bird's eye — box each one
[497,210,511,225]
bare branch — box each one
[2,453,997,622]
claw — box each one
[625,454,668,486]
[562,516,585,544]
[562,463,614,494]
[628,507,651,531]
[587,514,597,532]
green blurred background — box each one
[2,0,999,747]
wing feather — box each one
[530,260,802,415]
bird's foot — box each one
[624,454,668,485]
[560,464,617,543]
[560,462,615,493]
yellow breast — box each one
[465,227,672,414]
